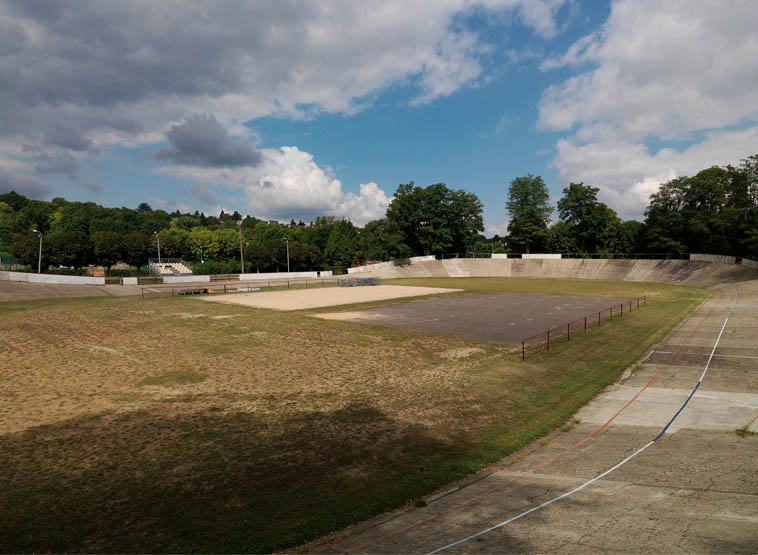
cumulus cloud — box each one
[43,123,93,152]
[553,127,758,220]
[155,115,262,168]
[539,0,758,220]
[158,146,392,225]
[0,1,563,146]
[190,183,218,205]
[538,0,758,136]
[82,179,103,195]
[0,168,53,199]
[29,151,79,179]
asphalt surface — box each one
[321,292,629,344]
[315,280,758,554]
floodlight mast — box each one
[237,220,244,273]
[33,229,43,273]
[284,238,290,273]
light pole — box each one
[236,220,244,273]
[33,229,42,273]
[154,231,161,263]
[200,245,204,264]
[284,238,290,273]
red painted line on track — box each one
[338,289,720,555]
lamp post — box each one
[284,238,290,273]
[33,229,42,273]
[236,220,244,273]
[154,231,161,263]
[200,245,204,264]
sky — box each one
[1,0,757,236]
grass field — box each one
[0,277,708,552]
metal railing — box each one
[521,295,647,359]
[140,277,339,299]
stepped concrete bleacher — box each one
[148,259,193,277]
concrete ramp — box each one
[356,258,757,285]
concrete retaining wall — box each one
[690,253,737,264]
[238,271,333,280]
[347,257,758,285]
[348,262,393,274]
[522,253,562,259]
[122,277,138,285]
[162,275,210,284]
[0,271,105,285]
[742,258,758,270]
[492,253,508,259]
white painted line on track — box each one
[428,285,740,554]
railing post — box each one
[547,329,550,350]
[567,322,570,341]
[522,341,525,360]
[610,307,613,321]
[584,316,587,331]
[598,311,601,326]
[620,303,623,317]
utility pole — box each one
[237,220,244,273]
[285,238,290,273]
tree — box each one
[505,174,552,253]
[137,202,153,212]
[45,231,92,268]
[122,233,152,269]
[92,231,124,269]
[546,220,576,253]
[325,219,363,268]
[360,218,411,261]
[11,234,49,270]
[386,182,484,256]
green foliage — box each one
[505,174,552,253]
[92,231,123,268]
[325,219,363,268]
[46,231,92,269]
[360,218,411,261]
[642,159,758,257]
[386,182,483,256]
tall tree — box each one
[386,182,483,256]
[325,219,363,268]
[505,174,552,253]
[92,231,124,269]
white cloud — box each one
[553,127,758,220]
[539,0,758,220]
[157,146,392,226]
[538,0,758,136]
[1,1,564,152]
[485,221,509,237]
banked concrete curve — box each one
[353,257,757,286]
[318,259,758,553]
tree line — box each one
[1,153,756,273]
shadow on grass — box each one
[0,403,495,553]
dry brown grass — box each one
[0,279,708,552]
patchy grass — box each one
[138,369,206,386]
[0,277,707,553]
[733,417,758,438]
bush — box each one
[192,260,245,275]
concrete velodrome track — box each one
[2,259,756,552]
[311,260,758,554]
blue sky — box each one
[1,0,757,235]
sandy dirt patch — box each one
[198,285,460,311]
